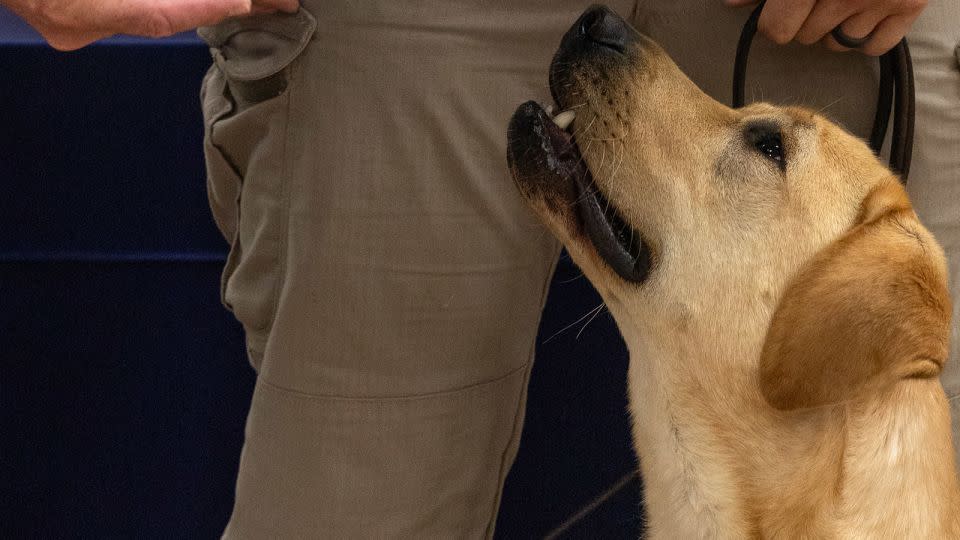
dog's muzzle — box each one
[508,5,652,284]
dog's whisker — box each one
[567,164,604,208]
[606,141,626,187]
[575,302,607,340]
[571,113,598,141]
[597,142,608,177]
[814,96,845,116]
[555,271,585,284]
[541,302,605,344]
[569,137,596,176]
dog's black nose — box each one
[578,5,630,53]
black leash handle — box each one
[732,1,915,182]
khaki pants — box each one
[199,1,959,537]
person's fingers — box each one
[41,0,253,50]
[42,31,112,51]
[757,0,817,45]
[860,0,926,55]
[835,8,884,42]
[9,0,298,51]
[794,0,858,45]
[820,9,885,52]
[859,14,915,56]
[1,1,102,50]
[107,0,253,38]
[821,31,851,52]
[106,0,299,38]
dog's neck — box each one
[619,313,960,539]
[831,383,960,536]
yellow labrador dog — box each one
[508,5,959,538]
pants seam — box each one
[256,361,531,403]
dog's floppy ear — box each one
[759,178,952,410]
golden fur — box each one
[510,29,959,539]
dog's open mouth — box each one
[507,100,651,283]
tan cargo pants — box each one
[199,1,959,537]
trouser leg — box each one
[201,2,636,537]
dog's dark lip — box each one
[506,101,583,190]
[507,101,651,284]
[572,169,652,283]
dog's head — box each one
[507,5,951,410]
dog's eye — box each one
[744,122,786,171]
[755,134,784,165]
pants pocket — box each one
[199,8,317,366]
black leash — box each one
[731,1,915,182]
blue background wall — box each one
[0,9,642,538]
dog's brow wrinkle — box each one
[892,216,927,254]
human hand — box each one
[724,0,927,55]
[4,0,299,51]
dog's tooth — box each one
[545,104,555,117]
[552,110,576,131]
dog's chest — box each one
[627,366,754,539]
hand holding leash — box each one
[732,0,916,181]
[724,0,927,56]
[2,0,299,51]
